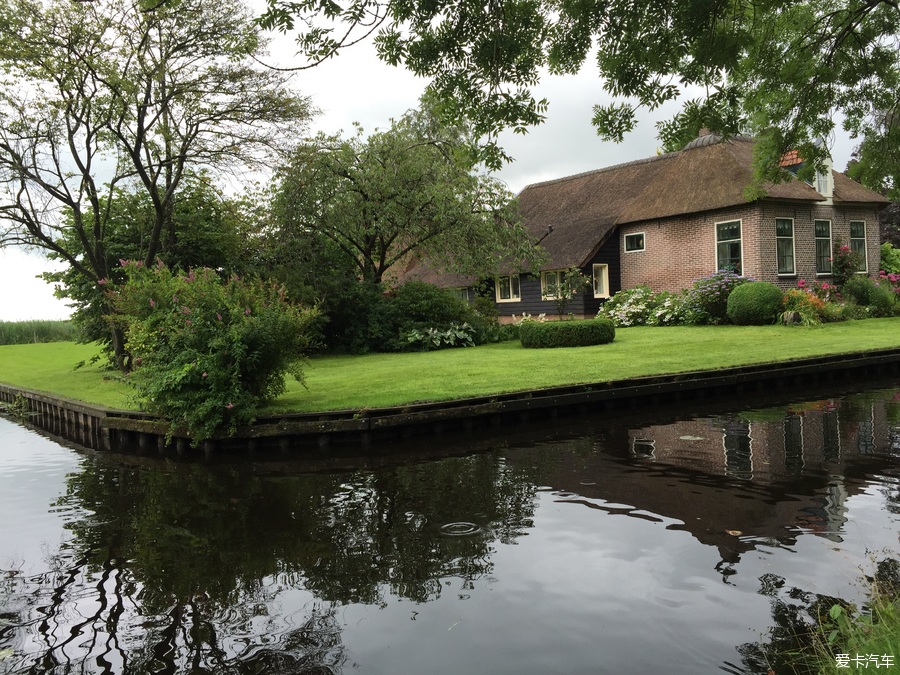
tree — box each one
[259,0,900,182]
[272,104,537,287]
[0,0,311,369]
[42,173,253,353]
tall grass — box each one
[0,320,75,345]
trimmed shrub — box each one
[726,281,784,325]
[520,318,615,348]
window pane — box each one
[816,239,832,273]
[499,277,510,299]
[717,241,741,274]
[593,264,607,297]
[717,221,740,242]
[625,233,644,251]
[850,221,865,238]
[777,238,795,274]
[511,275,520,299]
[814,220,830,238]
[775,219,793,237]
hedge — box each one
[519,318,616,348]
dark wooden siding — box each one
[583,233,622,315]
[487,233,622,318]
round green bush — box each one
[520,318,615,348]
[725,281,784,325]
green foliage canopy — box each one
[260,0,900,183]
[0,0,311,367]
[272,104,537,286]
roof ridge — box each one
[519,135,756,194]
[519,151,678,193]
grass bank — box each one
[1,319,898,413]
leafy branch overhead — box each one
[260,0,900,186]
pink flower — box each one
[185,319,192,326]
[225,402,234,409]
[202,372,207,378]
[98,278,108,286]
[244,307,251,315]
[149,298,156,307]
[216,312,222,321]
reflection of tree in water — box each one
[735,559,900,675]
[4,452,537,673]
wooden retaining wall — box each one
[2,348,900,456]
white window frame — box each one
[592,263,610,298]
[775,218,796,276]
[624,232,646,253]
[540,270,565,300]
[815,219,832,275]
[495,275,521,303]
[849,220,868,273]
[715,219,743,274]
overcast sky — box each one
[0,8,858,322]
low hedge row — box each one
[520,318,616,348]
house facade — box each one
[405,133,888,318]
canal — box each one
[1,381,899,674]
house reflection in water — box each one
[520,389,898,580]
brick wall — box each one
[619,202,884,293]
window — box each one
[624,232,645,252]
[816,171,829,195]
[775,218,795,275]
[495,275,521,302]
[850,221,867,272]
[592,264,609,298]
[541,270,564,300]
[716,220,742,274]
[815,220,832,274]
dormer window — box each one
[816,171,829,195]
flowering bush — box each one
[647,291,694,326]
[831,239,863,288]
[797,278,840,303]
[113,261,320,442]
[686,270,753,324]
[597,285,659,326]
[879,270,900,293]
[780,288,825,325]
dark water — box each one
[1,384,899,674]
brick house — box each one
[405,132,889,318]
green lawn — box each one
[1,319,899,413]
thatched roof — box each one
[519,135,887,270]
[401,135,889,284]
